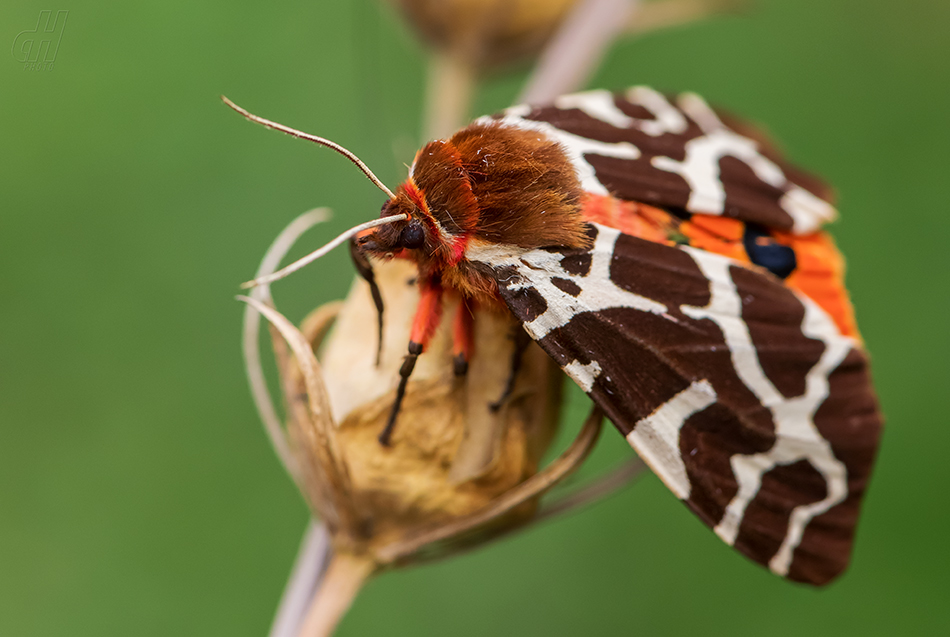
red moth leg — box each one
[409,277,445,348]
[378,278,444,446]
[452,297,475,377]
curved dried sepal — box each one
[300,301,346,355]
[238,295,355,533]
[536,457,646,522]
[243,208,331,487]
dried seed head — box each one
[269,262,562,561]
[389,0,578,70]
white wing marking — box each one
[470,222,854,575]
[626,87,690,136]
[627,380,718,499]
[680,246,852,576]
[487,88,837,233]
[651,130,786,218]
[476,105,640,195]
[780,186,838,235]
[466,224,667,340]
[677,92,725,134]
[555,90,634,128]
[551,86,690,137]
[564,359,603,392]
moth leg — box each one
[489,326,532,412]
[451,297,475,377]
[349,237,385,366]
[378,279,444,446]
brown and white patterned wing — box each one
[467,223,881,585]
[481,87,836,234]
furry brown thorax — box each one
[357,120,589,305]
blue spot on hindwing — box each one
[743,224,797,279]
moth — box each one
[227,86,882,586]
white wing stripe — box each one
[680,247,852,575]
[564,359,603,392]
[627,380,717,500]
[492,88,838,233]
[472,223,855,575]
[466,225,667,340]
[477,106,640,195]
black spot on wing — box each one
[559,252,593,277]
[494,265,548,323]
[743,223,797,279]
[551,277,582,297]
[544,225,596,276]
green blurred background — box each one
[2,0,948,635]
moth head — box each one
[223,96,421,290]
[356,193,437,258]
[223,97,467,288]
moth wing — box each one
[489,87,836,233]
[470,223,881,585]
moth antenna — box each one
[241,214,409,289]
[221,95,396,199]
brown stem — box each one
[406,455,647,566]
[377,406,604,563]
[270,521,332,637]
[423,53,476,141]
[296,552,376,637]
[519,0,639,104]
[536,458,647,522]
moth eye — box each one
[400,223,426,249]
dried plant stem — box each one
[519,0,639,105]
[270,522,332,637]
[296,552,376,637]
[408,456,647,567]
[423,53,477,141]
[378,406,604,562]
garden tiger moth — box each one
[227,86,882,587]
